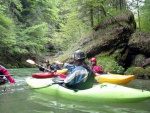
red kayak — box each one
[32,72,66,79]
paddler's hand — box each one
[54,61,64,67]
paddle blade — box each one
[26,59,36,65]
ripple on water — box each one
[1,73,150,113]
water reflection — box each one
[0,69,150,113]
[1,86,150,113]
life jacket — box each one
[92,65,103,74]
[65,65,94,90]
[53,64,94,90]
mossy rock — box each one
[124,67,149,79]
[95,56,124,74]
[144,67,150,77]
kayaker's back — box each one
[67,67,95,90]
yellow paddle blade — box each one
[26,59,36,65]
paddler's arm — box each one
[55,61,75,72]
[1,68,15,84]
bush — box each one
[124,67,145,78]
[96,56,125,74]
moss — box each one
[95,10,135,31]
[99,51,112,56]
[144,67,150,77]
[134,54,146,67]
[124,67,146,78]
[95,56,124,74]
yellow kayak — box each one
[95,73,134,84]
[56,69,68,74]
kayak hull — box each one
[32,72,58,78]
[26,77,150,103]
[95,73,134,84]
[32,69,68,78]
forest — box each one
[0,0,149,68]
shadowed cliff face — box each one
[56,11,150,72]
[76,11,136,69]
[128,32,150,56]
[60,11,136,67]
[84,26,133,58]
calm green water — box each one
[0,68,150,113]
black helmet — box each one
[72,50,86,60]
[45,60,49,63]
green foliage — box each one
[19,61,35,68]
[0,0,149,68]
[126,67,150,78]
[58,18,92,49]
[96,56,125,74]
[0,0,53,66]
[56,0,93,49]
[124,66,136,75]
[140,0,150,31]
[0,12,16,45]
[124,66,147,78]
[6,22,49,58]
[145,67,150,76]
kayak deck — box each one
[95,73,134,84]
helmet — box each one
[90,58,97,62]
[72,50,86,60]
[45,60,49,63]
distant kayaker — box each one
[54,50,95,90]
[38,60,61,72]
[90,58,104,74]
[0,65,15,84]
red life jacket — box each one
[92,66,103,74]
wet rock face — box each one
[142,58,150,67]
[84,26,133,58]
[128,32,150,56]
[81,11,136,60]
[63,11,137,66]
[60,11,150,73]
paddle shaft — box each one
[26,59,54,72]
[0,75,13,76]
[31,82,78,92]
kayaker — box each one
[54,50,95,90]
[90,58,104,74]
[38,60,61,72]
[0,65,15,84]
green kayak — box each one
[26,77,150,103]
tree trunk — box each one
[90,7,94,27]
[137,1,141,31]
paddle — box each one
[0,75,14,76]
[26,59,67,79]
[26,59,53,72]
[31,79,78,92]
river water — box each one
[0,68,150,113]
